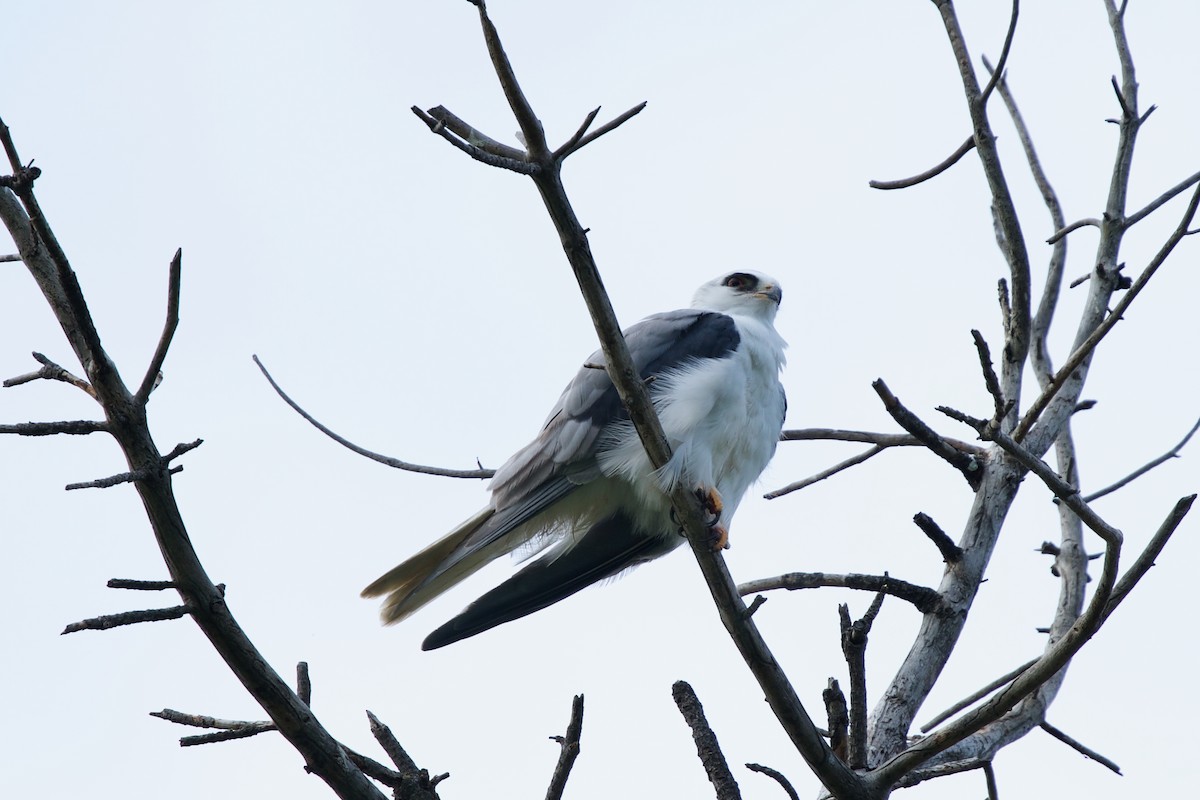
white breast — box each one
[597,313,787,531]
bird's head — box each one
[691,271,783,322]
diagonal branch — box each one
[1014,182,1200,442]
[673,681,741,800]
[135,248,182,404]
[1083,414,1200,502]
[872,378,984,489]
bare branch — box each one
[108,578,177,590]
[253,355,493,480]
[1083,415,1200,501]
[970,329,1007,421]
[411,105,533,174]
[919,659,1037,732]
[822,678,849,763]
[434,7,858,794]
[738,572,942,615]
[471,0,547,158]
[3,351,96,397]
[744,763,800,800]
[1046,217,1101,245]
[841,593,885,770]
[912,513,963,563]
[892,757,991,790]
[181,724,277,747]
[978,0,1021,106]
[983,761,1000,800]
[868,136,976,190]
[1015,182,1200,442]
[62,605,190,634]
[135,248,182,404]
[1039,721,1121,775]
[1101,494,1196,624]
[780,427,984,454]
[296,662,312,707]
[151,707,266,730]
[545,694,585,800]
[0,419,107,436]
[672,681,741,800]
[425,105,528,162]
[65,465,180,491]
[1125,169,1200,228]
[764,444,886,499]
[553,102,648,160]
[872,378,984,489]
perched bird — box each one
[363,270,787,650]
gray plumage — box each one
[363,271,788,649]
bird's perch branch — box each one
[411,5,866,796]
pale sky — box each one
[3,2,1198,798]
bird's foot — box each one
[670,488,729,550]
[708,523,730,551]
[694,486,728,550]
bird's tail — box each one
[421,512,678,650]
[361,506,498,624]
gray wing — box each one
[487,308,741,512]
[364,309,741,622]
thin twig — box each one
[553,102,648,160]
[869,136,975,190]
[1083,415,1200,501]
[253,355,493,479]
[1046,218,1100,245]
[919,659,1037,732]
[764,444,886,499]
[181,724,277,746]
[744,764,799,800]
[1124,169,1200,228]
[971,329,1007,421]
[780,427,984,454]
[3,351,96,397]
[977,0,1021,106]
[1100,494,1195,624]
[738,572,942,615]
[62,605,190,634]
[983,761,1000,800]
[1040,721,1122,775]
[135,248,182,404]
[545,694,585,800]
[672,681,741,800]
[65,464,183,491]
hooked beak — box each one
[754,284,782,306]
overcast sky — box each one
[3,2,1198,799]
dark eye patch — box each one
[722,272,758,291]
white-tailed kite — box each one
[363,271,787,649]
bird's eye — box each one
[722,272,757,291]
